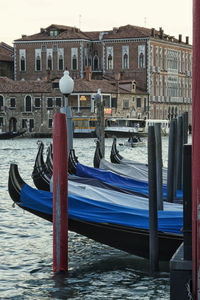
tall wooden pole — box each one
[53,113,68,272]
[192,0,200,296]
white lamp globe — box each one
[59,68,74,96]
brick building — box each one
[13,24,192,123]
[0,75,147,136]
[0,42,14,79]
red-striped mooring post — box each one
[192,0,200,296]
[53,113,68,272]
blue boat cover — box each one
[76,163,183,199]
[21,184,183,234]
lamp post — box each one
[59,68,74,155]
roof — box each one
[0,77,52,93]
[14,24,191,46]
[0,77,147,95]
[0,42,13,62]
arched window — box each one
[93,55,99,70]
[36,55,41,71]
[25,95,32,112]
[139,53,144,68]
[108,54,113,70]
[20,56,26,71]
[123,53,128,69]
[72,55,77,70]
[58,55,64,71]
[47,55,52,70]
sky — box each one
[0,0,193,46]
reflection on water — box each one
[0,137,177,299]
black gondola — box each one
[8,163,183,261]
[32,141,52,191]
[0,130,26,140]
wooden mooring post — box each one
[148,125,159,273]
[192,0,200,297]
[95,89,105,158]
[53,113,68,272]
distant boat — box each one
[104,118,169,138]
[0,130,26,140]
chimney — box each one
[151,28,155,37]
[21,34,27,39]
[113,27,119,34]
[85,66,92,81]
[179,34,182,42]
[159,27,164,39]
[40,28,45,33]
[186,36,189,44]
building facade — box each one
[0,42,14,79]
[0,76,148,136]
[13,24,192,123]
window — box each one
[34,98,41,108]
[106,47,113,70]
[55,97,62,107]
[47,55,52,70]
[46,49,53,70]
[136,98,141,108]
[139,53,144,68]
[48,118,53,128]
[29,119,34,131]
[0,117,3,127]
[41,45,46,52]
[123,99,129,109]
[108,54,113,70]
[10,98,16,108]
[138,45,145,68]
[20,57,26,71]
[57,48,64,71]
[72,55,77,70]
[0,95,3,109]
[71,48,78,70]
[122,46,129,69]
[47,97,53,108]
[50,30,58,36]
[58,55,64,71]
[24,95,32,112]
[123,53,128,69]
[93,55,99,70]
[36,56,41,71]
[111,97,117,108]
[22,119,27,128]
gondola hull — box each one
[8,164,183,261]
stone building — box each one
[13,24,192,123]
[0,75,147,136]
[0,42,14,79]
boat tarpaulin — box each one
[76,163,183,200]
[20,184,183,234]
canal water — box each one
[0,136,181,299]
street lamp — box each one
[59,68,74,155]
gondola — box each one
[8,163,183,261]
[94,139,168,183]
[32,141,52,191]
[110,137,133,164]
[69,149,183,200]
[32,141,147,197]
[0,130,26,140]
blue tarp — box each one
[21,184,183,234]
[76,163,183,199]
